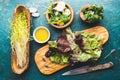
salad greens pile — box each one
[48,41,70,64]
[46,0,71,26]
[81,4,104,23]
[47,28,103,64]
[74,31,103,62]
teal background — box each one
[0,0,120,80]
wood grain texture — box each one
[11,5,30,74]
[35,26,109,75]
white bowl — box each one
[33,26,50,43]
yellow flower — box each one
[57,20,64,25]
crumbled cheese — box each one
[53,1,66,12]
[63,9,71,16]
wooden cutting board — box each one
[34,26,109,75]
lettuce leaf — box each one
[48,28,103,64]
[48,41,58,48]
[50,52,70,64]
[74,31,103,62]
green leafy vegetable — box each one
[77,52,92,62]
[48,41,58,48]
[48,41,70,64]
[48,11,70,25]
[47,28,103,64]
[81,4,104,23]
[46,0,54,14]
[74,31,103,62]
[46,0,71,25]
[50,52,70,64]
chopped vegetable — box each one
[46,0,71,25]
[10,12,29,68]
[81,4,104,23]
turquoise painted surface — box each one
[0,0,120,80]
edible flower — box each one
[57,20,64,25]
[53,1,66,12]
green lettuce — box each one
[47,28,103,64]
[50,52,70,64]
[48,41,58,48]
[74,31,103,62]
[48,41,70,64]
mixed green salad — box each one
[46,0,71,26]
[45,28,103,64]
[81,4,104,23]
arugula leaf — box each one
[60,14,70,23]
[82,4,104,23]
[46,0,54,15]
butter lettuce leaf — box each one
[50,52,70,64]
[74,31,103,62]
[48,41,58,48]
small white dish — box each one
[32,13,40,17]
[33,26,50,43]
[29,7,37,13]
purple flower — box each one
[52,9,55,13]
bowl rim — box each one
[80,4,91,23]
[33,26,50,43]
[46,1,74,29]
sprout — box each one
[10,12,30,68]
